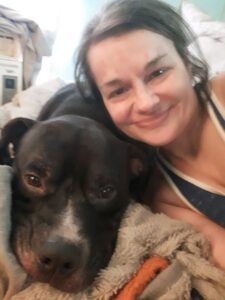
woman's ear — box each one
[184,59,191,74]
[0,117,36,165]
[186,61,195,82]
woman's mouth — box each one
[134,108,170,129]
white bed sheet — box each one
[0,78,65,135]
[181,0,225,78]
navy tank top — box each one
[156,93,225,228]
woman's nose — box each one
[134,84,160,113]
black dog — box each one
[0,84,152,293]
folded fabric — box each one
[1,166,225,300]
[0,5,51,87]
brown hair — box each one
[75,0,209,104]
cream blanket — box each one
[1,165,225,300]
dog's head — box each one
[0,115,149,293]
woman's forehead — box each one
[88,29,174,58]
[87,29,178,85]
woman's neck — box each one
[160,105,207,165]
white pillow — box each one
[0,78,66,137]
[180,0,225,78]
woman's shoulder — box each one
[210,73,225,106]
[142,167,183,211]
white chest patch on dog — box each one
[52,198,83,243]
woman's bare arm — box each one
[144,172,225,271]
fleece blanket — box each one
[1,166,225,300]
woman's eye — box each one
[25,174,41,188]
[145,69,166,82]
[109,87,128,99]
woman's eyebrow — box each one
[100,54,167,89]
[144,54,167,71]
[100,79,123,89]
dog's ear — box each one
[128,144,155,200]
[0,117,36,165]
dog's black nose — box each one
[37,239,81,277]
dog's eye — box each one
[99,185,116,199]
[25,174,41,188]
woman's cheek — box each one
[103,99,128,125]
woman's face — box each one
[87,29,199,146]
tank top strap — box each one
[156,152,225,227]
[207,92,225,142]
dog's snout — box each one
[37,239,81,277]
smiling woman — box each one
[87,29,199,146]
